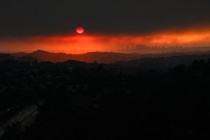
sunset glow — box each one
[1,29,210,54]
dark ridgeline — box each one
[0,55,210,140]
[9,47,210,63]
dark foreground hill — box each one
[1,56,210,139]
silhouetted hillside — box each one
[2,50,210,73]
[0,54,13,61]
[1,57,210,139]
[0,53,36,62]
[114,53,210,72]
[8,49,210,64]
[13,50,141,63]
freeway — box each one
[0,104,38,137]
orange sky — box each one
[1,29,210,54]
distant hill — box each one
[0,54,13,61]
[10,50,210,64]
[113,53,210,72]
[11,50,142,63]
[0,53,36,62]
[1,50,210,73]
[9,50,210,65]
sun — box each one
[76,26,85,34]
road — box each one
[0,104,38,137]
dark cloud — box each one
[0,0,210,37]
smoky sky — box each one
[0,0,210,37]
